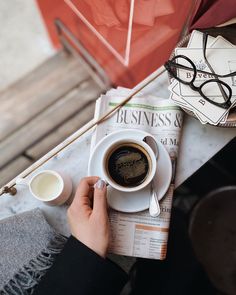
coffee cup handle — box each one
[16,177,29,187]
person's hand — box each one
[67,176,109,258]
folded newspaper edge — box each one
[91,88,183,260]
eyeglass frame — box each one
[164,33,236,109]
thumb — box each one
[93,179,108,216]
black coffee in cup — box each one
[106,143,150,187]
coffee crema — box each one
[106,143,150,187]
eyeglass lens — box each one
[200,80,232,105]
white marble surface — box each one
[0,131,92,236]
[137,71,236,187]
[0,70,235,236]
[176,116,235,187]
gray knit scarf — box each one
[0,208,67,295]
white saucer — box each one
[88,130,172,213]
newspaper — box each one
[90,87,183,260]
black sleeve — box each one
[34,236,128,295]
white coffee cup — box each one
[102,138,156,192]
[16,170,73,206]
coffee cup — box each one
[16,170,73,206]
[102,138,156,192]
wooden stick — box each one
[0,66,165,196]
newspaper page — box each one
[90,90,183,260]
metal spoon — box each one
[143,136,161,217]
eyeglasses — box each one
[164,33,236,109]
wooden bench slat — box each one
[0,52,90,142]
[26,101,95,159]
[0,156,32,187]
[0,79,101,168]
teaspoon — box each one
[143,136,161,217]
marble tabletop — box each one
[0,71,235,236]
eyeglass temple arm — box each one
[203,33,229,102]
[168,61,236,78]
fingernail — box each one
[95,179,106,190]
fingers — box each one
[71,177,108,220]
[93,179,108,216]
[74,176,99,208]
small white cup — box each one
[102,138,156,192]
[16,170,73,206]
